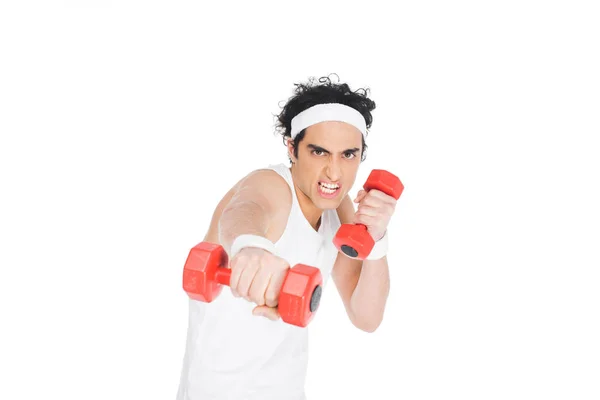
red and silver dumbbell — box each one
[333,169,404,259]
[182,242,323,328]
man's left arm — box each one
[331,190,397,333]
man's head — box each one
[273,74,376,211]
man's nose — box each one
[326,160,341,181]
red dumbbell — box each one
[182,241,323,328]
[333,169,404,259]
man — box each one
[176,75,399,400]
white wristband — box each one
[230,234,276,259]
[366,230,389,260]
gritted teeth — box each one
[319,181,339,190]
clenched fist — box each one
[229,247,289,321]
[353,188,397,242]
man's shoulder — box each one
[231,166,293,242]
[229,166,292,212]
[233,165,289,192]
[203,166,291,243]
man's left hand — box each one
[352,189,397,242]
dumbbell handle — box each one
[213,267,231,286]
[353,223,369,232]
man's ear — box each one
[286,138,296,163]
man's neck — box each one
[297,187,322,231]
[289,165,322,231]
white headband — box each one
[290,103,367,139]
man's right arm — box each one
[211,169,292,312]
[217,169,291,256]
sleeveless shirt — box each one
[176,163,342,400]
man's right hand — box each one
[229,247,290,313]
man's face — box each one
[288,121,363,210]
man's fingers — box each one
[353,189,367,203]
[265,269,287,308]
[356,204,378,217]
[252,305,280,321]
[363,189,396,206]
[235,260,259,300]
[249,271,272,306]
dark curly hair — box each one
[273,73,376,164]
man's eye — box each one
[344,152,356,159]
[313,150,324,156]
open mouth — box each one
[317,181,341,198]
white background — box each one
[1,1,599,399]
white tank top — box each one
[176,163,342,400]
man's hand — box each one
[229,247,287,321]
[353,188,397,241]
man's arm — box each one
[202,169,291,255]
[331,194,391,333]
[200,169,294,315]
